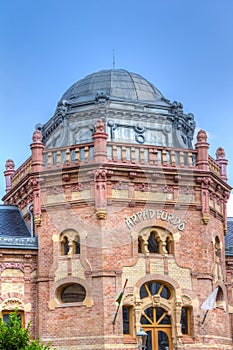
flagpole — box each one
[112,278,128,325]
[201,310,209,325]
[112,300,121,325]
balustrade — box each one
[107,143,197,168]
[11,157,32,187]
[9,143,224,190]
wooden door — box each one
[141,307,173,350]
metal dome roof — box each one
[59,69,164,104]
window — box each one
[166,236,173,254]
[138,237,142,253]
[138,228,173,255]
[61,233,80,256]
[61,236,69,255]
[140,281,171,300]
[74,236,80,254]
[59,283,86,303]
[123,306,133,335]
[148,232,159,253]
[215,237,221,259]
[180,307,191,335]
[216,287,224,308]
[2,311,24,327]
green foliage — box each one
[0,311,55,350]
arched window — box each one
[138,228,173,256]
[214,236,222,281]
[216,286,225,309]
[59,283,86,303]
[215,236,221,259]
[60,231,81,256]
[140,281,171,300]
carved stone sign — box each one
[125,209,186,231]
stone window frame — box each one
[0,295,32,328]
[2,310,25,327]
[138,226,174,255]
[49,277,93,310]
[122,305,133,336]
[124,275,196,345]
[213,234,223,282]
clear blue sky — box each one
[1,0,233,210]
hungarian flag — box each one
[116,278,128,305]
[201,287,219,310]
[113,279,128,325]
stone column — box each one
[30,130,44,227]
[94,167,107,219]
[93,119,108,164]
[195,130,209,170]
[215,147,228,182]
[30,129,44,173]
[4,159,15,192]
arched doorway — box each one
[141,306,172,350]
[139,281,173,350]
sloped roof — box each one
[225,218,233,256]
[0,205,37,249]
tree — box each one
[0,311,55,350]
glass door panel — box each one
[146,330,152,350]
[158,330,170,350]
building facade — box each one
[1,69,233,350]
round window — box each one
[60,283,86,303]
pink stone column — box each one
[93,119,108,164]
[94,167,107,219]
[4,159,15,192]
[30,129,44,173]
[30,130,45,226]
[195,130,209,170]
[215,147,228,182]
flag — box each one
[112,278,128,325]
[201,287,219,311]
[116,278,128,305]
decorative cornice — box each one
[0,236,38,249]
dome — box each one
[41,68,195,150]
[59,69,164,105]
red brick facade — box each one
[1,121,232,350]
